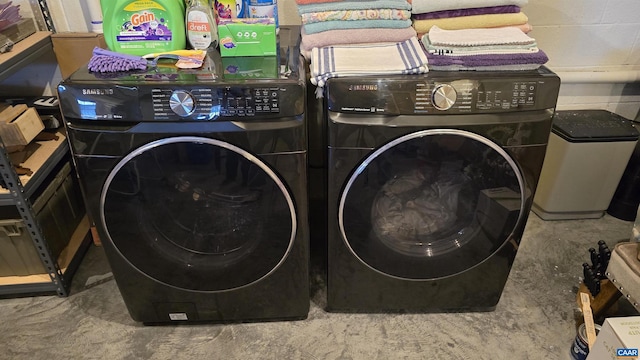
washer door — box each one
[339,129,525,280]
[100,136,296,292]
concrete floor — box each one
[0,212,638,359]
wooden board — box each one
[576,279,622,319]
[0,107,44,146]
[0,103,28,123]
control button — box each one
[431,84,457,111]
[169,90,196,117]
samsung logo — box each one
[83,88,114,95]
[348,85,378,91]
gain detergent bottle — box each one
[101,0,187,56]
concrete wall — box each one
[524,0,640,119]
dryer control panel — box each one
[325,69,560,115]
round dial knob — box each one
[169,90,196,117]
[431,84,457,111]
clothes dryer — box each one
[57,28,309,324]
[326,68,560,312]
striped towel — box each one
[310,37,428,87]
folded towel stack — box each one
[297,0,416,51]
[411,0,532,35]
[423,26,548,71]
[296,0,429,94]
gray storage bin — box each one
[0,220,46,276]
[0,161,85,276]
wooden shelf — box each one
[0,130,68,200]
[0,21,88,297]
[0,31,52,83]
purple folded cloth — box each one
[412,5,520,20]
[426,50,549,67]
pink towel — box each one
[301,26,417,51]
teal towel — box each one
[303,19,412,35]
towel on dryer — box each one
[310,37,428,87]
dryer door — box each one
[100,136,296,292]
[339,129,525,280]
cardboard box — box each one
[218,18,276,57]
[586,316,640,359]
[51,32,107,78]
[0,106,44,147]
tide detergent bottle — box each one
[101,0,187,56]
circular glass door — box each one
[100,136,296,292]
[339,129,525,280]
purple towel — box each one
[412,5,520,20]
[426,50,548,67]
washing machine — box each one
[57,28,309,324]
[326,68,560,312]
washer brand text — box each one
[83,89,114,95]
[348,85,378,91]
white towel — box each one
[310,37,428,88]
[428,25,536,47]
[423,36,539,56]
[411,0,528,14]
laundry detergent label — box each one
[117,3,173,43]
[102,0,186,55]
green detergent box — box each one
[222,56,278,79]
[218,18,276,57]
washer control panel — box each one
[151,86,282,120]
[57,83,305,121]
[326,70,560,115]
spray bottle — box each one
[186,0,219,49]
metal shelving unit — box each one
[0,31,91,297]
